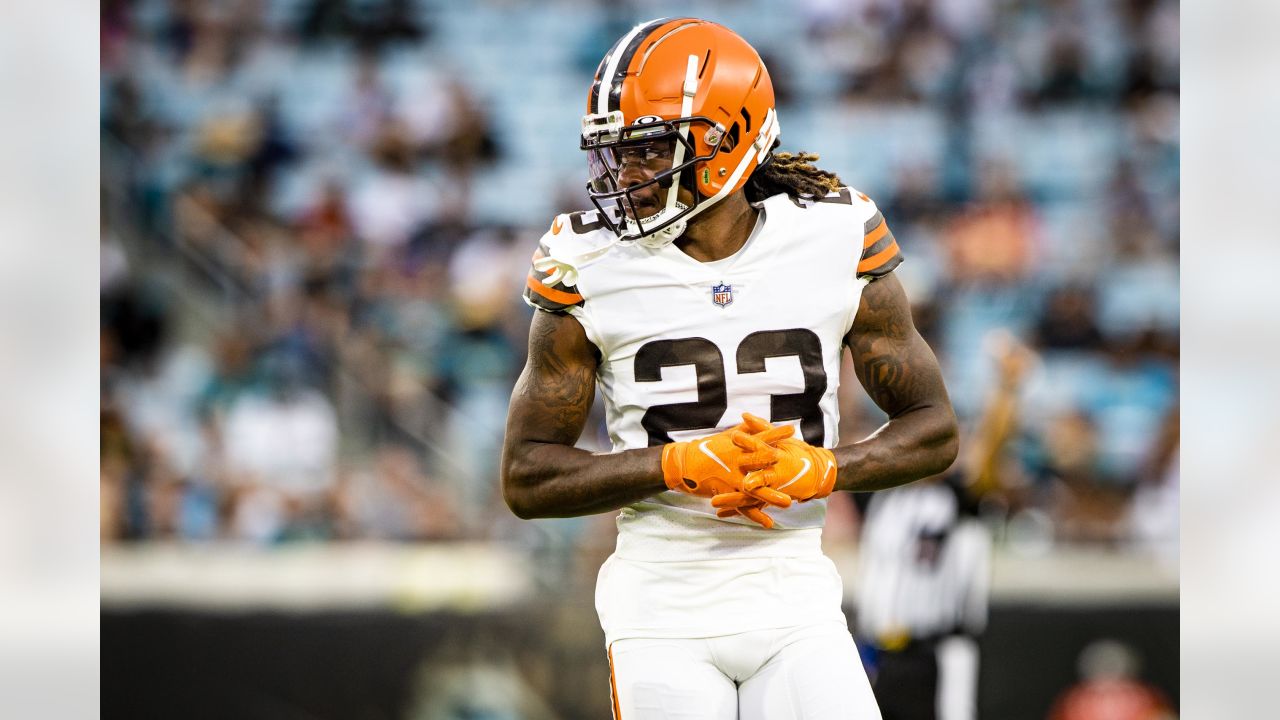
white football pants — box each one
[607,622,882,720]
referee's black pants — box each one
[871,640,938,720]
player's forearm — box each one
[500,442,666,519]
[832,404,958,493]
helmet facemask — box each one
[581,111,726,247]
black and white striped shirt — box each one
[855,478,991,644]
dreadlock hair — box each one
[743,150,844,204]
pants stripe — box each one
[608,642,622,719]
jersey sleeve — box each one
[856,202,903,280]
[522,214,586,314]
[524,242,585,314]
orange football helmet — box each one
[581,18,780,246]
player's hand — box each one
[660,414,794,499]
[713,436,838,511]
[747,437,838,501]
[987,329,1036,387]
[715,503,778,529]
[702,414,796,529]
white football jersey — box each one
[524,188,902,561]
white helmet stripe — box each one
[662,54,700,217]
[597,21,652,116]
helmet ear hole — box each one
[722,122,740,153]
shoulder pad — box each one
[539,210,619,264]
[523,210,616,314]
[768,187,901,278]
[845,188,903,280]
[553,209,619,239]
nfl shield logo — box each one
[711,282,734,308]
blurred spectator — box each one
[418,75,500,173]
[1096,229,1179,340]
[1040,410,1129,545]
[1085,333,1176,483]
[112,340,214,479]
[222,353,339,541]
[101,401,136,541]
[299,0,428,49]
[433,317,517,530]
[1126,405,1178,568]
[335,445,462,540]
[1038,31,1091,103]
[941,159,1040,284]
[883,161,947,229]
[295,179,357,274]
[334,51,393,148]
[348,118,440,252]
[101,223,132,296]
[1035,285,1104,352]
[101,279,169,372]
[1047,639,1175,720]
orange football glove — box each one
[660,415,794,500]
[690,414,795,529]
[715,503,777,529]
[713,437,838,512]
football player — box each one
[501,18,958,719]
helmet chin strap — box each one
[624,202,689,248]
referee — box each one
[854,334,1033,720]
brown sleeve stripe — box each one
[862,225,897,260]
[857,209,902,278]
[526,274,583,304]
[858,240,903,277]
[526,244,583,309]
[862,211,890,248]
[524,274,584,312]
[523,286,579,313]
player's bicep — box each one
[845,273,948,418]
[506,308,599,447]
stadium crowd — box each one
[100,0,1178,559]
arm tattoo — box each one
[503,310,667,518]
[847,274,945,418]
[859,351,910,411]
[514,310,598,443]
[837,273,958,491]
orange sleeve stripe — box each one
[858,240,900,273]
[526,274,583,305]
[609,643,622,720]
[863,218,890,249]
